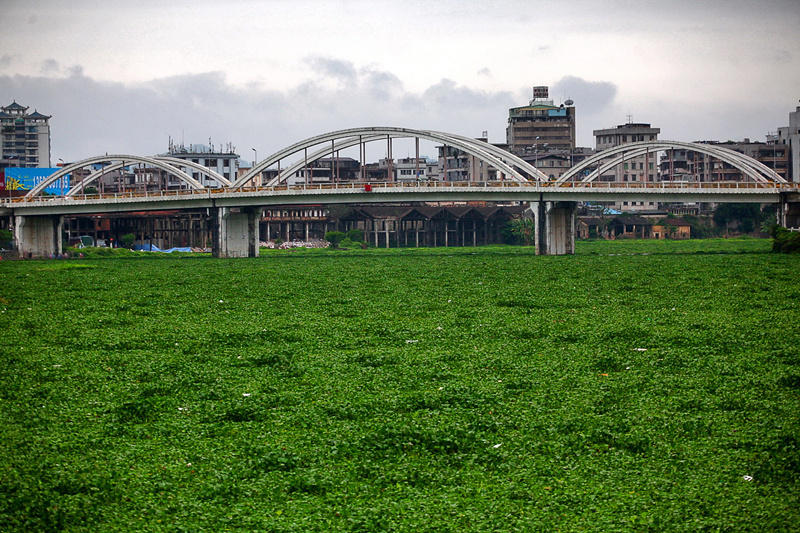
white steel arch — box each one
[270,134,386,186]
[154,156,231,187]
[580,148,762,185]
[62,157,231,196]
[232,127,547,188]
[25,155,205,198]
[428,130,549,181]
[266,132,532,187]
[556,141,785,184]
[67,161,128,196]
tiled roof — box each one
[3,101,27,111]
[25,110,50,119]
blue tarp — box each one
[133,244,192,253]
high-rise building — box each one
[593,122,661,182]
[506,86,576,155]
[777,105,800,183]
[0,101,52,169]
[593,122,661,211]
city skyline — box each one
[1,0,798,162]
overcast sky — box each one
[1,0,798,163]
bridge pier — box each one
[14,215,64,258]
[212,207,260,258]
[532,201,576,255]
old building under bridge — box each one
[59,203,527,249]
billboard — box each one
[533,86,549,99]
[3,168,70,195]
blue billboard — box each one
[3,168,70,195]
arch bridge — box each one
[7,127,797,258]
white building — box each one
[778,105,800,183]
[390,157,430,182]
[161,141,238,187]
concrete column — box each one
[213,207,260,258]
[533,201,576,255]
[14,215,63,258]
[777,193,789,227]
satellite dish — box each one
[565,99,574,106]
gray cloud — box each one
[773,49,792,64]
[0,55,14,69]
[0,67,517,161]
[551,75,617,115]
[40,59,60,74]
[0,65,791,162]
[477,67,491,77]
[305,56,358,85]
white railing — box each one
[3,179,794,206]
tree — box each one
[324,231,346,248]
[0,229,12,249]
[120,233,136,248]
[713,203,760,234]
[506,217,536,246]
[346,228,364,242]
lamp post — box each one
[251,148,258,186]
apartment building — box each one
[593,122,661,211]
[0,101,51,169]
[507,86,575,154]
[161,141,239,187]
[777,105,800,183]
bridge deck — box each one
[2,181,797,216]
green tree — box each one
[120,233,136,249]
[346,228,364,242]
[324,231,346,248]
[713,203,760,234]
[0,228,12,248]
[506,217,536,246]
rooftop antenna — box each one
[626,114,633,124]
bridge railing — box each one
[3,179,793,205]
